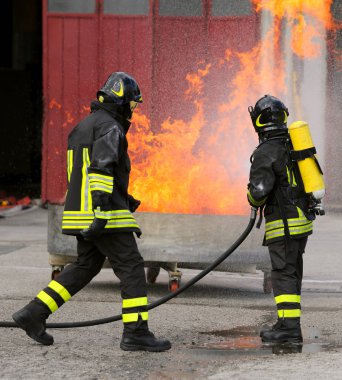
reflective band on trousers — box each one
[277,309,301,318]
[275,294,301,304]
[48,280,71,302]
[36,290,58,313]
[122,297,148,309]
[122,312,149,323]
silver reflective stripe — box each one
[266,207,310,231]
[266,224,313,240]
[63,213,94,219]
[89,183,112,193]
[95,209,132,219]
[266,217,311,231]
[107,220,139,226]
[88,173,113,185]
[62,221,92,226]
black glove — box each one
[128,194,141,213]
[80,218,107,241]
[80,190,111,240]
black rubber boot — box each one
[259,319,283,337]
[120,331,171,352]
[12,301,54,346]
[262,318,302,343]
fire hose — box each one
[0,207,257,329]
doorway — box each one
[0,0,42,200]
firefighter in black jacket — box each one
[12,72,171,352]
[247,95,315,344]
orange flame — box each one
[127,0,335,215]
[252,0,335,58]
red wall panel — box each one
[42,0,258,204]
[42,17,64,202]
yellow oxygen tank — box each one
[288,121,325,200]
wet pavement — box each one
[194,325,339,356]
[0,208,342,379]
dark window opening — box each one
[104,0,149,15]
[48,0,95,13]
[211,0,252,17]
[159,0,203,17]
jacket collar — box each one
[90,100,131,133]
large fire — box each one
[128,0,335,215]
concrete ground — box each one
[0,207,341,380]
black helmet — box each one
[97,72,143,105]
[248,95,289,133]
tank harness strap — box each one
[290,146,316,161]
[290,147,323,175]
[274,187,291,255]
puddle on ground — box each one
[192,325,340,356]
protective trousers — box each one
[268,236,308,320]
[34,232,148,334]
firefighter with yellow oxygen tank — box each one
[12,72,171,352]
[247,94,325,343]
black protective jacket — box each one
[247,135,313,245]
[62,101,141,236]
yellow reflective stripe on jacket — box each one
[94,209,133,220]
[89,173,114,194]
[266,223,313,240]
[266,217,310,231]
[88,173,113,183]
[277,309,301,318]
[122,312,149,323]
[62,210,140,230]
[80,148,91,211]
[36,290,58,313]
[122,297,148,309]
[286,166,297,186]
[275,294,301,304]
[89,183,113,193]
[48,280,71,302]
[265,207,312,240]
[247,190,267,207]
[67,149,73,183]
[266,207,308,231]
[62,219,140,230]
